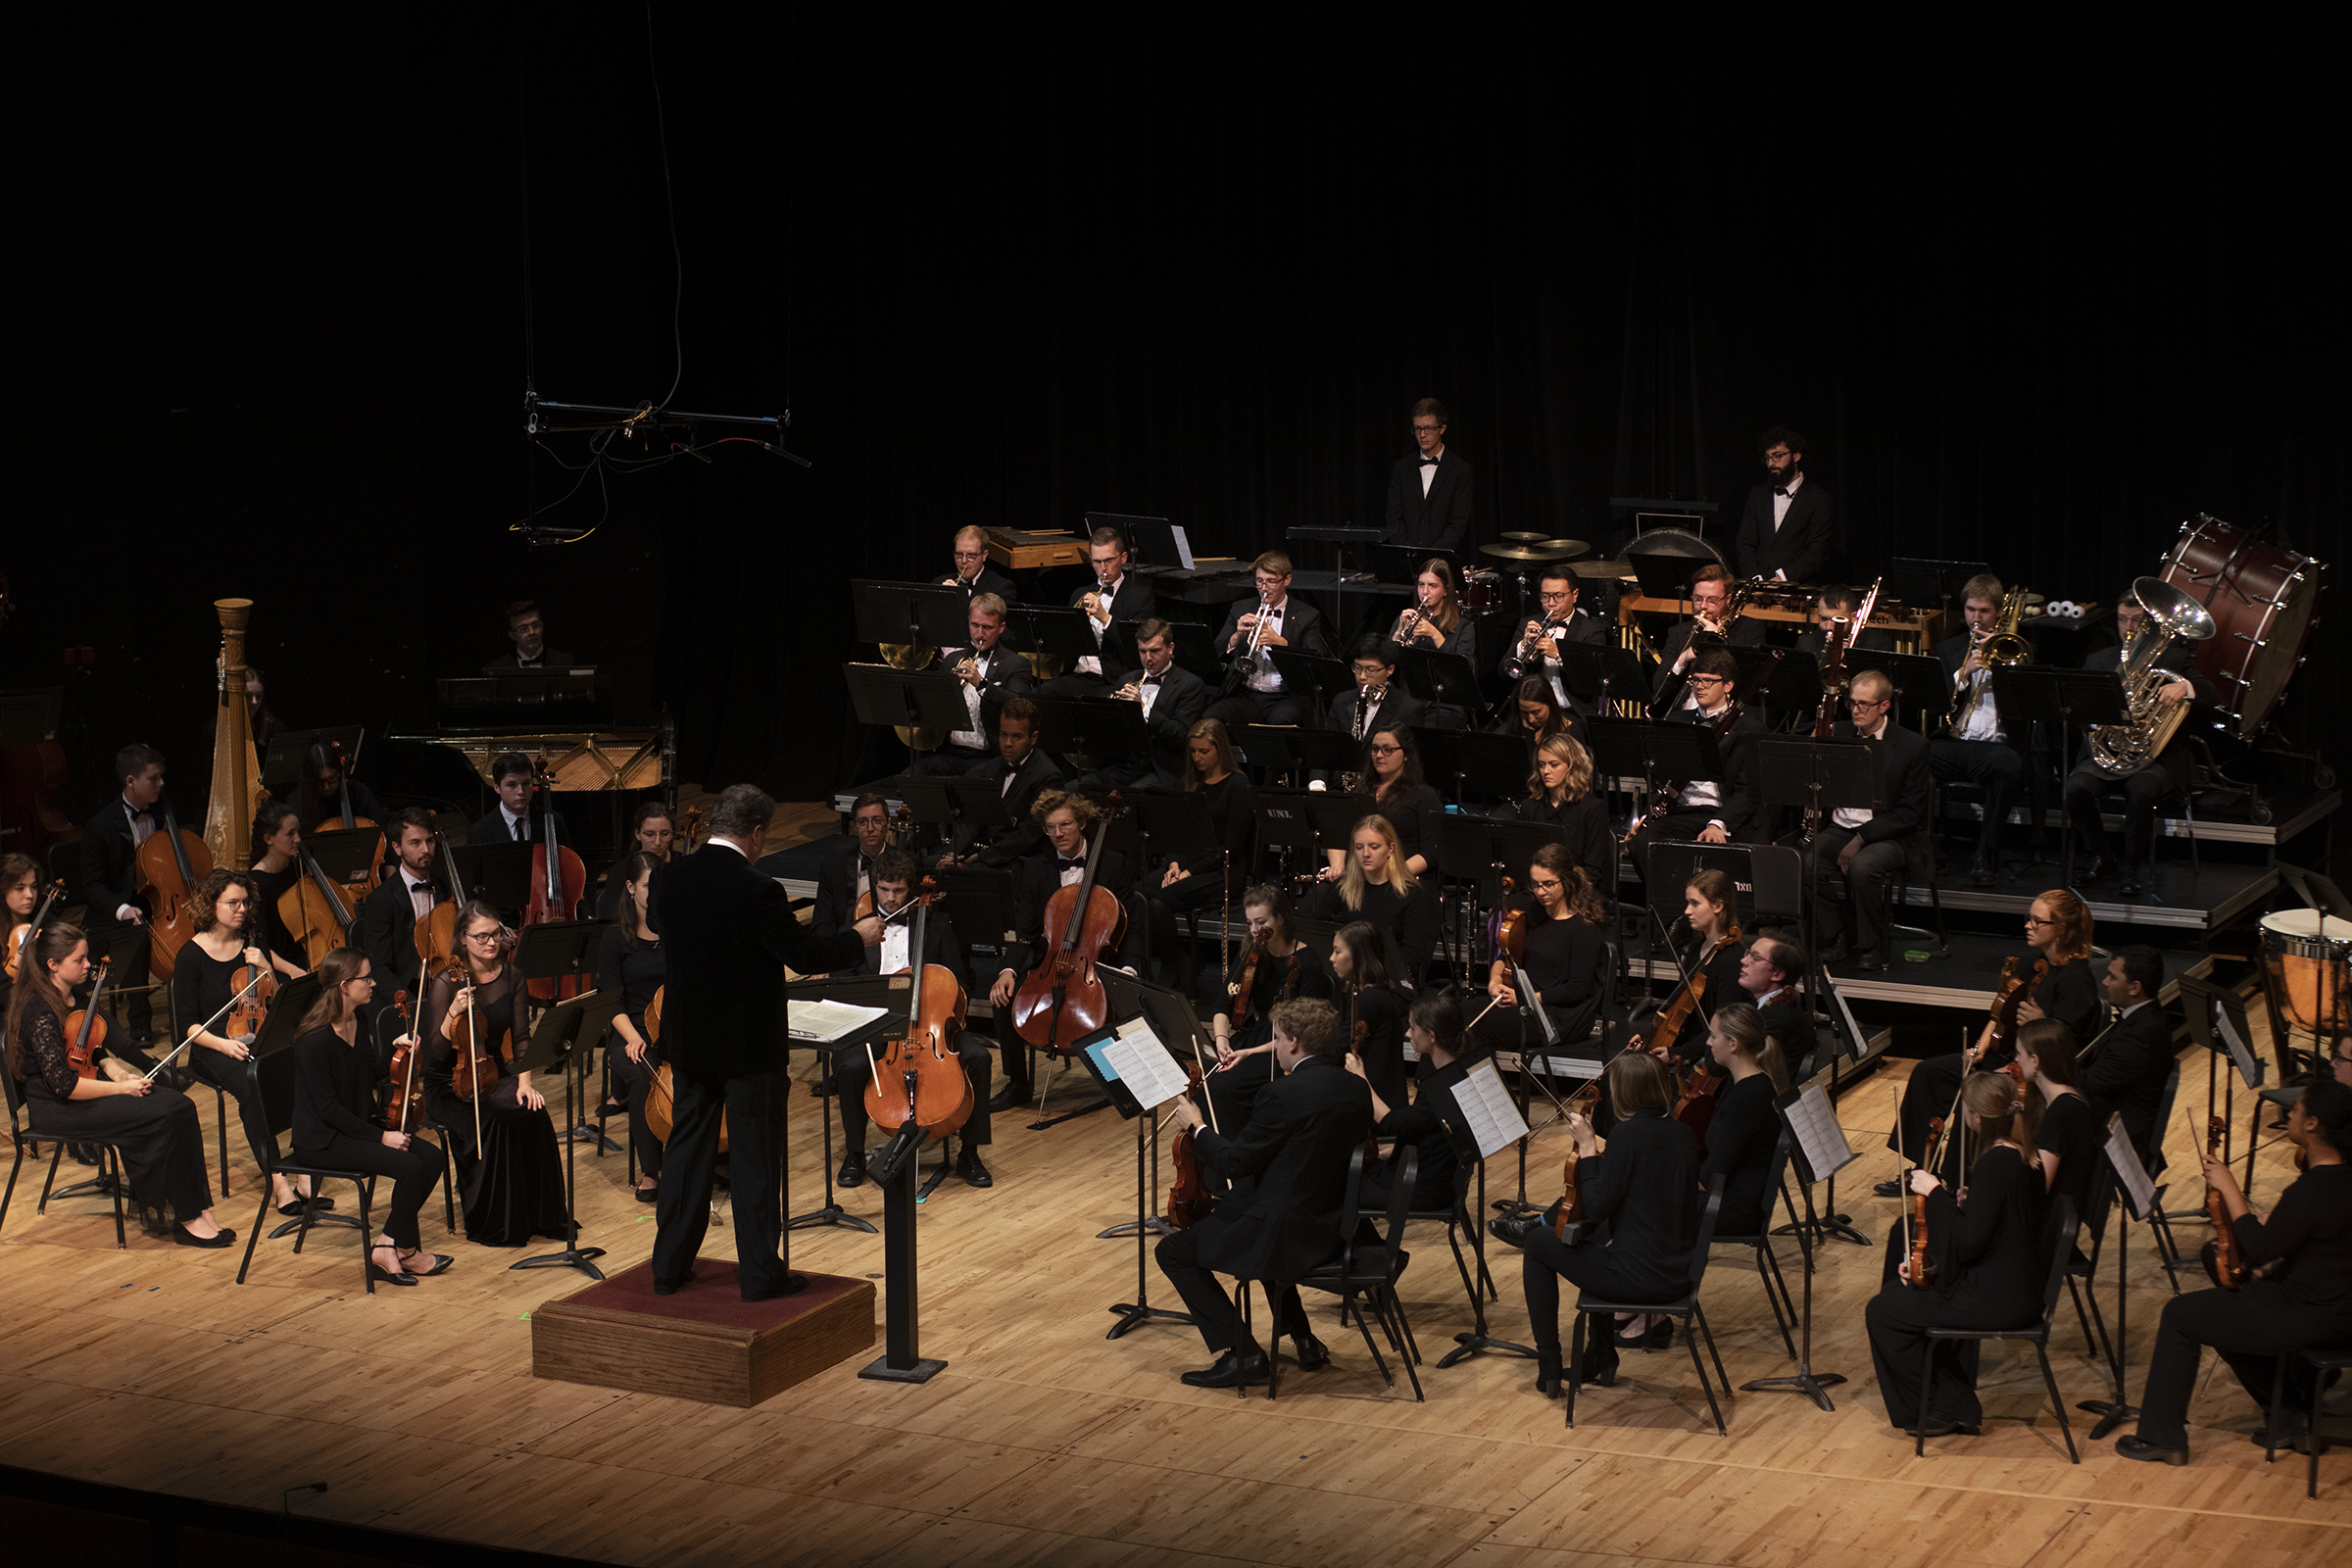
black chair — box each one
[374,1004,459,1233]
[1403,1144,1499,1334]
[1565,1175,1732,1435]
[1711,1134,1799,1361]
[1884,858,1950,958]
[1298,1147,1424,1401]
[0,1046,131,1249]
[1232,1148,1391,1401]
[232,1050,382,1295]
[2266,1340,2352,1500]
[1914,1197,2081,1463]
[167,984,237,1200]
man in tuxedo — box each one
[939,524,1020,606]
[360,808,444,1064]
[829,852,995,1190]
[909,593,1035,775]
[483,600,575,673]
[1649,564,1767,712]
[1038,527,1154,698]
[2081,945,2176,1156]
[1505,568,1610,715]
[1384,397,1474,553]
[2063,586,2216,893]
[595,802,676,920]
[1735,427,1835,585]
[1932,573,2029,887]
[1205,552,1335,731]
[1739,936,1818,1071]
[813,794,894,937]
[1326,638,1427,742]
[1157,997,1375,1387]
[985,790,1137,1110]
[946,699,1062,868]
[1626,651,1768,884]
[466,754,538,844]
[1076,618,1206,789]
[75,743,171,1043]
[1794,584,1894,659]
[648,783,882,1300]
[1794,670,1933,970]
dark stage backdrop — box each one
[13,19,2346,880]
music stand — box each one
[1279,729,1366,785]
[1990,667,2127,896]
[1586,717,1719,851]
[1412,726,1528,807]
[1000,605,1094,665]
[891,774,1013,849]
[304,826,383,888]
[786,974,906,1236]
[445,843,533,912]
[1267,648,1352,710]
[1122,788,1221,870]
[1368,542,1460,585]
[1301,790,1379,858]
[1163,621,1224,684]
[264,725,365,797]
[844,662,968,762]
[1646,843,1762,933]
[1391,645,1482,716]
[1554,641,1646,712]
[510,986,623,1280]
[1062,698,1150,766]
[1885,558,1990,617]
[514,918,615,1151]
[1754,738,1882,847]
[1230,723,1307,778]
[1843,649,1953,732]
[1249,786,1330,881]
[852,579,971,652]
[924,866,1019,956]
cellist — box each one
[170,869,308,1214]
[829,853,995,1190]
[595,851,666,1204]
[985,791,1135,1113]
[293,741,383,833]
[245,801,311,971]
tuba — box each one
[2087,577,2216,775]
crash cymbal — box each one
[1501,531,1547,543]
[1540,539,1591,559]
[1480,541,1574,564]
[1571,558,1633,577]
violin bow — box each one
[144,966,272,1082]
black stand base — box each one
[1740,1367,1847,1411]
[790,1058,880,1235]
[859,1127,945,1383]
[788,1202,879,1236]
[1106,1301,1197,1340]
[560,1119,622,1154]
[512,1242,608,1280]
[2079,1397,2138,1440]
[858,1353,947,1383]
[1773,1176,1869,1247]
[1440,1166,1537,1367]
[514,1028,608,1279]
[1103,1102,1194,1341]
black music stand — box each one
[1436,814,1565,886]
[1063,698,1149,766]
[1587,716,1719,846]
[1278,729,1366,786]
[1753,738,1882,854]
[510,987,623,1280]
[1163,621,1224,684]
[1990,667,2126,897]
[1287,522,1385,636]
[852,579,971,652]
[1266,648,1351,710]
[1391,644,1481,717]
[249,977,343,1236]
[1248,786,1330,881]
[1230,723,1307,778]
[1553,641,1646,711]
[1000,605,1094,665]
[1086,977,1213,1339]
[514,919,616,1152]
[1017,696,1088,759]
[1843,649,1953,732]
[264,725,365,798]
[1739,1095,1856,1411]
[787,974,906,1236]
[1301,790,1379,859]
[891,773,1013,853]
[1368,542,1460,586]
[1122,788,1221,875]
[444,843,533,913]
[1412,727,1527,807]
[844,662,967,765]
[1885,558,1990,617]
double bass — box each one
[312,738,382,906]
[861,886,975,1142]
[520,756,587,1002]
[1011,797,1128,1052]
[136,801,212,982]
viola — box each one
[279,844,360,971]
[521,758,588,1002]
[862,888,975,1140]
[63,958,115,1079]
[1011,796,1128,1052]
[1673,1058,1724,1143]
[1906,1112,1947,1290]
[1979,955,2048,1072]
[1165,1061,1214,1231]
[5,877,67,981]
[382,989,429,1136]
[1551,1081,1602,1241]
[135,801,213,982]
[2203,1112,2248,1290]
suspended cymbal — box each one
[1480,541,1574,564]
[1571,558,1633,577]
[1540,539,1591,559]
[1501,531,1548,543]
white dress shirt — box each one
[403,869,437,920]
[500,803,530,841]
[879,919,909,976]
[1679,703,1731,826]
[1246,601,1288,693]
[1953,668,2003,743]
[1419,445,1444,497]
[1077,577,1123,676]
[949,649,991,751]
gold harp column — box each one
[205,597,262,869]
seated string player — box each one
[984,790,1137,1111]
[1205,884,1335,1131]
[1738,934,1816,1069]
[910,592,1034,776]
[595,801,678,921]
[937,524,1019,606]
[814,794,896,938]
[1205,551,1335,732]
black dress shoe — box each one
[366,1261,418,1286]
[1971,858,1999,888]
[986,1085,1029,1115]
[635,1185,659,1203]
[1817,941,1851,967]
[2116,1434,2189,1465]
[402,1253,456,1277]
[1487,1213,1540,1249]
[1849,947,1888,972]
[173,1223,234,1250]
[1643,1318,1675,1351]
[1292,1334,1331,1371]
[1578,1337,1618,1388]
[2127,859,2155,894]
[652,1268,697,1297]
[742,1273,809,1303]
[836,1153,866,1189]
[1874,1178,1905,1199]
[956,1145,994,1188]
[1918,1419,1982,1438]
[1180,1349,1271,1389]
[69,1142,99,1166]
[2082,855,2114,885]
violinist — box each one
[832,852,995,1191]
[1348,991,1475,1212]
[1474,847,1608,1062]
[940,524,1020,605]
[2118,1077,2352,1465]
[1798,668,1932,971]
[170,869,309,1213]
[1140,719,1252,997]
[814,795,895,938]
[1624,651,1766,884]
[76,743,171,1046]
[1738,936,1815,1071]
[360,809,444,1010]
[466,754,539,845]
[1321,727,1443,880]
[595,851,666,1204]
[1323,639,1425,748]
[1077,619,1206,791]
[594,802,677,921]
[1487,677,1589,768]
[909,594,1036,775]
[1651,564,1764,706]
[1696,1004,1791,1237]
[1492,1053,1702,1392]
[1206,886,1333,1128]
[1628,870,1746,1070]
[943,701,1062,869]
[420,899,567,1247]
[1504,567,1607,715]
[1867,1071,2044,1440]
[985,790,1135,1111]
[1881,891,2099,1188]
[292,742,383,833]
[1158,997,1374,1388]
[1303,815,1440,980]
[1510,733,1616,902]
[2012,1020,2102,1234]
[484,600,573,672]
[290,949,451,1286]
[4,922,231,1248]
[1,852,37,980]
[245,801,310,971]
[1331,919,1412,1112]
[1205,551,1335,730]
[1390,556,1478,674]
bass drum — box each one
[1461,569,1502,610]
[2159,514,2323,740]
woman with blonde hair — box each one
[1512,732,1614,898]
[1304,814,1439,979]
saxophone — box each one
[2087,577,2216,775]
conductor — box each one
[648,784,882,1300]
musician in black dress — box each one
[595,851,665,1203]
[1885,891,2101,1187]
[0,854,37,1003]
[293,741,384,834]
[76,743,171,1044]
[289,948,451,1285]
[1206,885,1334,1130]
[1629,869,1746,1073]
[245,801,310,971]
[1497,1052,1703,1391]
[2118,1077,2352,1464]
[1474,846,1607,1061]
[1322,728,1443,880]
[1867,1071,2045,1437]
[1141,720,1253,996]
[1699,1003,1791,1237]
[1348,991,1475,1213]
[2066,586,2216,895]
[168,869,309,1214]
[1488,676,1589,771]
[5,922,229,1247]
[1331,920,1411,1112]
[1303,816,1439,980]
[2013,1019,2102,1233]
[985,790,1136,1109]
[595,802,677,920]
[420,900,566,1247]
[1511,733,1616,902]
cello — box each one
[5,877,66,981]
[862,884,975,1143]
[279,842,361,971]
[412,832,464,978]
[641,985,726,1152]
[1011,796,1128,1052]
[312,739,383,906]
[136,800,213,982]
[521,756,588,1002]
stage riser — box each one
[532,1274,876,1408]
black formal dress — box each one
[1518,1110,1703,1355]
[420,962,565,1247]
[1154,1053,1376,1355]
[2034,1090,2104,1238]
[1080,664,1210,789]
[1302,876,1441,982]
[77,795,165,1038]
[597,923,667,1181]
[1865,1146,2046,1429]
[1798,716,1934,960]
[1206,596,1336,730]
[2133,1163,2352,1448]
[2079,1000,2176,1159]
[595,853,669,923]
[1735,476,1835,584]
[1385,449,1474,553]
[290,1022,446,1251]
[1509,793,1618,904]
[1890,956,2100,1163]
[1342,983,1409,1113]
[1472,906,1606,1061]
[647,841,863,1297]
[951,749,1063,866]
[1203,941,1334,1131]
[246,860,308,970]
[12,994,212,1221]
[1640,933,1748,1072]
[1701,1071,1783,1237]
[1365,782,1446,874]
[169,941,272,1176]
[1364,1054,1470,1213]
[1143,773,1254,991]
[2063,641,2216,870]
[833,908,993,1154]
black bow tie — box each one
[125,806,152,821]
[1774,487,1790,497]
[1143,674,1160,685]
[1058,858,1084,868]
[1417,456,1439,466]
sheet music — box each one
[1454,1058,1532,1161]
[1100,1017,1192,1111]
[787,1000,889,1044]
[1783,1084,1859,1184]
[2104,1111,2156,1221]
[1512,964,1559,1045]
[2211,1001,2262,1090]
[1171,524,1197,570]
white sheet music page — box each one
[1456,1058,1532,1160]
[1785,1084,1859,1183]
[1102,1016,1192,1111]
[2211,1002,2262,1090]
[788,1000,889,1043]
[2104,1111,2156,1221]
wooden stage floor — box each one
[1,1045,2342,1566]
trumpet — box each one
[1079,590,1106,621]
[953,655,981,685]
[1502,619,1558,682]
[1389,606,1424,644]
[1239,597,1275,661]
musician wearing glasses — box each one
[1385,397,1474,552]
[938,524,1019,606]
[2063,586,2214,896]
[1796,669,1932,971]
[1039,527,1152,698]
[909,593,1035,776]
[1932,573,2028,888]
[1651,564,1764,710]
[1735,427,1835,584]
[985,792,1136,1112]
[1206,551,1334,730]
[1504,568,1607,715]
[1324,640,1426,751]
[1077,619,1206,790]
[1624,650,1767,881]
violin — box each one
[1166,1061,1214,1230]
[1906,1112,1947,1289]
[862,884,975,1140]
[1672,1057,1724,1143]
[1551,1082,1602,1241]
[1978,954,2047,1073]
[1011,796,1128,1051]
[2202,1111,2247,1290]
[135,801,213,981]
[227,947,276,1042]
[440,957,503,1103]
[1227,935,1265,1026]
[279,843,360,971]
[382,989,429,1136]
[1642,918,1742,1067]
[521,756,588,1002]
[5,877,67,982]
[63,958,115,1079]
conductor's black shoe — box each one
[652,1268,697,1296]
[1180,1349,1270,1389]
[2116,1435,2189,1466]
[956,1146,994,1188]
[1874,1179,1905,1199]
[987,1085,1029,1114]
[2082,855,2114,885]
[1292,1334,1331,1371]
[1918,1419,1981,1438]
[742,1273,809,1303]
[836,1153,866,1189]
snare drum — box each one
[2260,908,2352,1036]
[1462,569,1501,610]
